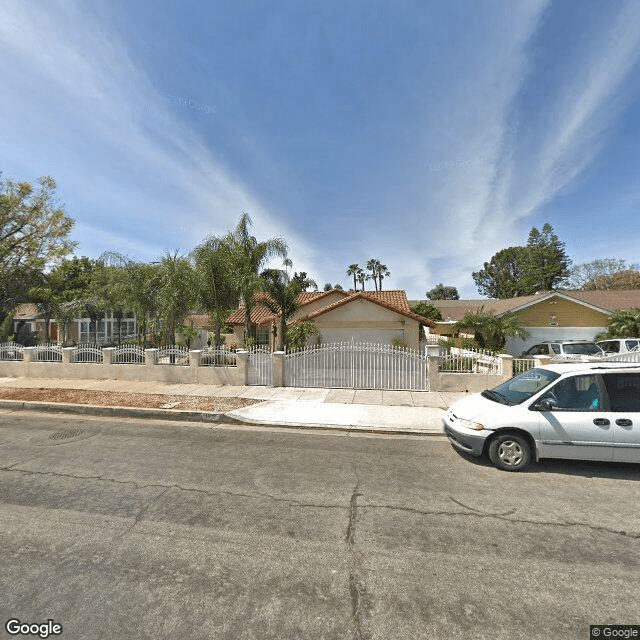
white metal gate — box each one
[285,341,429,390]
[248,346,273,385]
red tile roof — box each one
[226,289,434,327]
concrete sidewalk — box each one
[0,377,468,435]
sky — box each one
[2,0,640,299]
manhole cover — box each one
[49,428,86,441]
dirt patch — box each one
[0,388,261,412]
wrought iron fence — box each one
[34,343,63,362]
[284,341,429,390]
[72,343,104,363]
[248,346,273,385]
[112,345,145,364]
[438,347,501,375]
[157,345,190,365]
[512,358,536,375]
[200,347,237,367]
[0,342,24,360]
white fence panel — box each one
[0,342,23,360]
[72,344,103,363]
[285,341,429,390]
[248,347,273,385]
[112,345,145,364]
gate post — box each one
[236,349,249,386]
[498,354,513,381]
[425,345,441,392]
[272,351,285,387]
[62,347,74,365]
[102,347,115,366]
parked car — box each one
[521,340,604,359]
[444,362,640,471]
[596,338,640,355]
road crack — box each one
[345,466,369,640]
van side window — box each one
[602,374,640,412]
[540,375,601,411]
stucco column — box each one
[22,347,36,363]
[272,351,285,387]
[145,348,158,366]
[62,347,74,365]
[425,345,441,392]
[236,349,249,385]
[189,350,201,369]
[498,354,513,381]
[533,355,552,367]
[102,347,115,366]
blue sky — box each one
[2,0,640,298]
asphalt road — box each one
[0,409,638,640]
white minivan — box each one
[444,363,640,471]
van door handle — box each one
[593,418,610,426]
[615,419,632,427]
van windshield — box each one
[482,368,560,405]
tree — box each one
[356,269,366,291]
[523,223,571,292]
[100,253,161,347]
[225,213,288,343]
[426,283,459,300]
[603,309,640,338]
[472,246,529,298]
[472,224,570,298]
[0,175,76,279]
[155,251,197,345]
[193,236,239,348]
[566,259,640,290]
[292,272,317,291]
[365,258,391,291]
[346,264,360,291]
[411,302,443,322]
[260,269,302,350]
[285,321,319,350]
[453,309,526,351]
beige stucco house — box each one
[418,289,640,355]
[227,290,434,351]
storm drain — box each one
[49,428,86,441]
[30,426,100,446]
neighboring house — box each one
[11,303,57,342]
[227,290,435,351]
[414,290,640,355]
[10,303,137,344]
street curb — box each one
[0,399,445,436]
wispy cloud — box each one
[0,0,319,269]
[389,0,640,296]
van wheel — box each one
[488,434,531,471]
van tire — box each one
[488,433,531,471]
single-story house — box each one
[413,289,640,355]
[227,290,435,351]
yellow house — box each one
[420,290,640,354]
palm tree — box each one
[225,213,288,343]
[356,268,366,291]
[260,269,301,350]
[377,263,390,290]
[366,259,380,292]
[453,309,526,351]
[156,251,197,345]
[193,236,239,348]
[346,264,360,291]
[605,308,640,338]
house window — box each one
[255,326,270,345]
